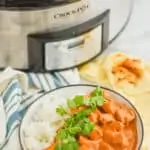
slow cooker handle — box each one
[27,9,110,72]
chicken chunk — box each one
[79,136,100,150]
[89,126,103,140]
[88,109,100,124]
[99,140,114,150]
[99,112,115,124]
[102,100,119,115]
[115,104,136,125]
[103,122,130,149]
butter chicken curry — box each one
[45,87,138,150]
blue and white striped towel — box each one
[0,67,80,150]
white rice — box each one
[23,95,69,150]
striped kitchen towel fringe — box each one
[28,70,79,91]
[0,69,80,149]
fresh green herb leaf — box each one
[77,118,94,135]
[65,118,75,128]
[96,96,105,106]
[67,95,84,108]
[81,122,94,135]
[68,127,81,135]
[63,141,79,150]
[64,109,93,129]
[55,143,62,150]
[62,140,79,150]
[84,98,90,105]
[75,109,93,119]
[92,86,103,96]
[64,136,76,143]
[56,135,79,150]
[56,106,67,116]
[62,143,72,150]
[56,128,69,139]
[73,95,84,106]
[89,95,105,108]
[67,99,77,108]
[71,141,79,150]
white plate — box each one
[19,84,144,150]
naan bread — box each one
[79,55,111,88]
[129,92,150,148]
[79,52,150,95]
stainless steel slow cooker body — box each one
[0,0,109,72]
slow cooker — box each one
[0,0,132,72]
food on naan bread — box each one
[111,54,143,84]
[104,53,150,95]
[79,52,150,95]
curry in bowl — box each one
[19,85,143,150]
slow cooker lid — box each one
[0,0,80,8]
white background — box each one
[108,0,150,61]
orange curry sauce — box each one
[45,92,137,150]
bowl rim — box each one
[18,84,144,150]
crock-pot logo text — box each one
[54,4,89,19]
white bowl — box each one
[19,84,144,150]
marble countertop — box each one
[108,0,150,60]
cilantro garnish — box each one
[56,106,67,116]
[67,95,84,109]
[55,87,105,150]
[92,86,103,96]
